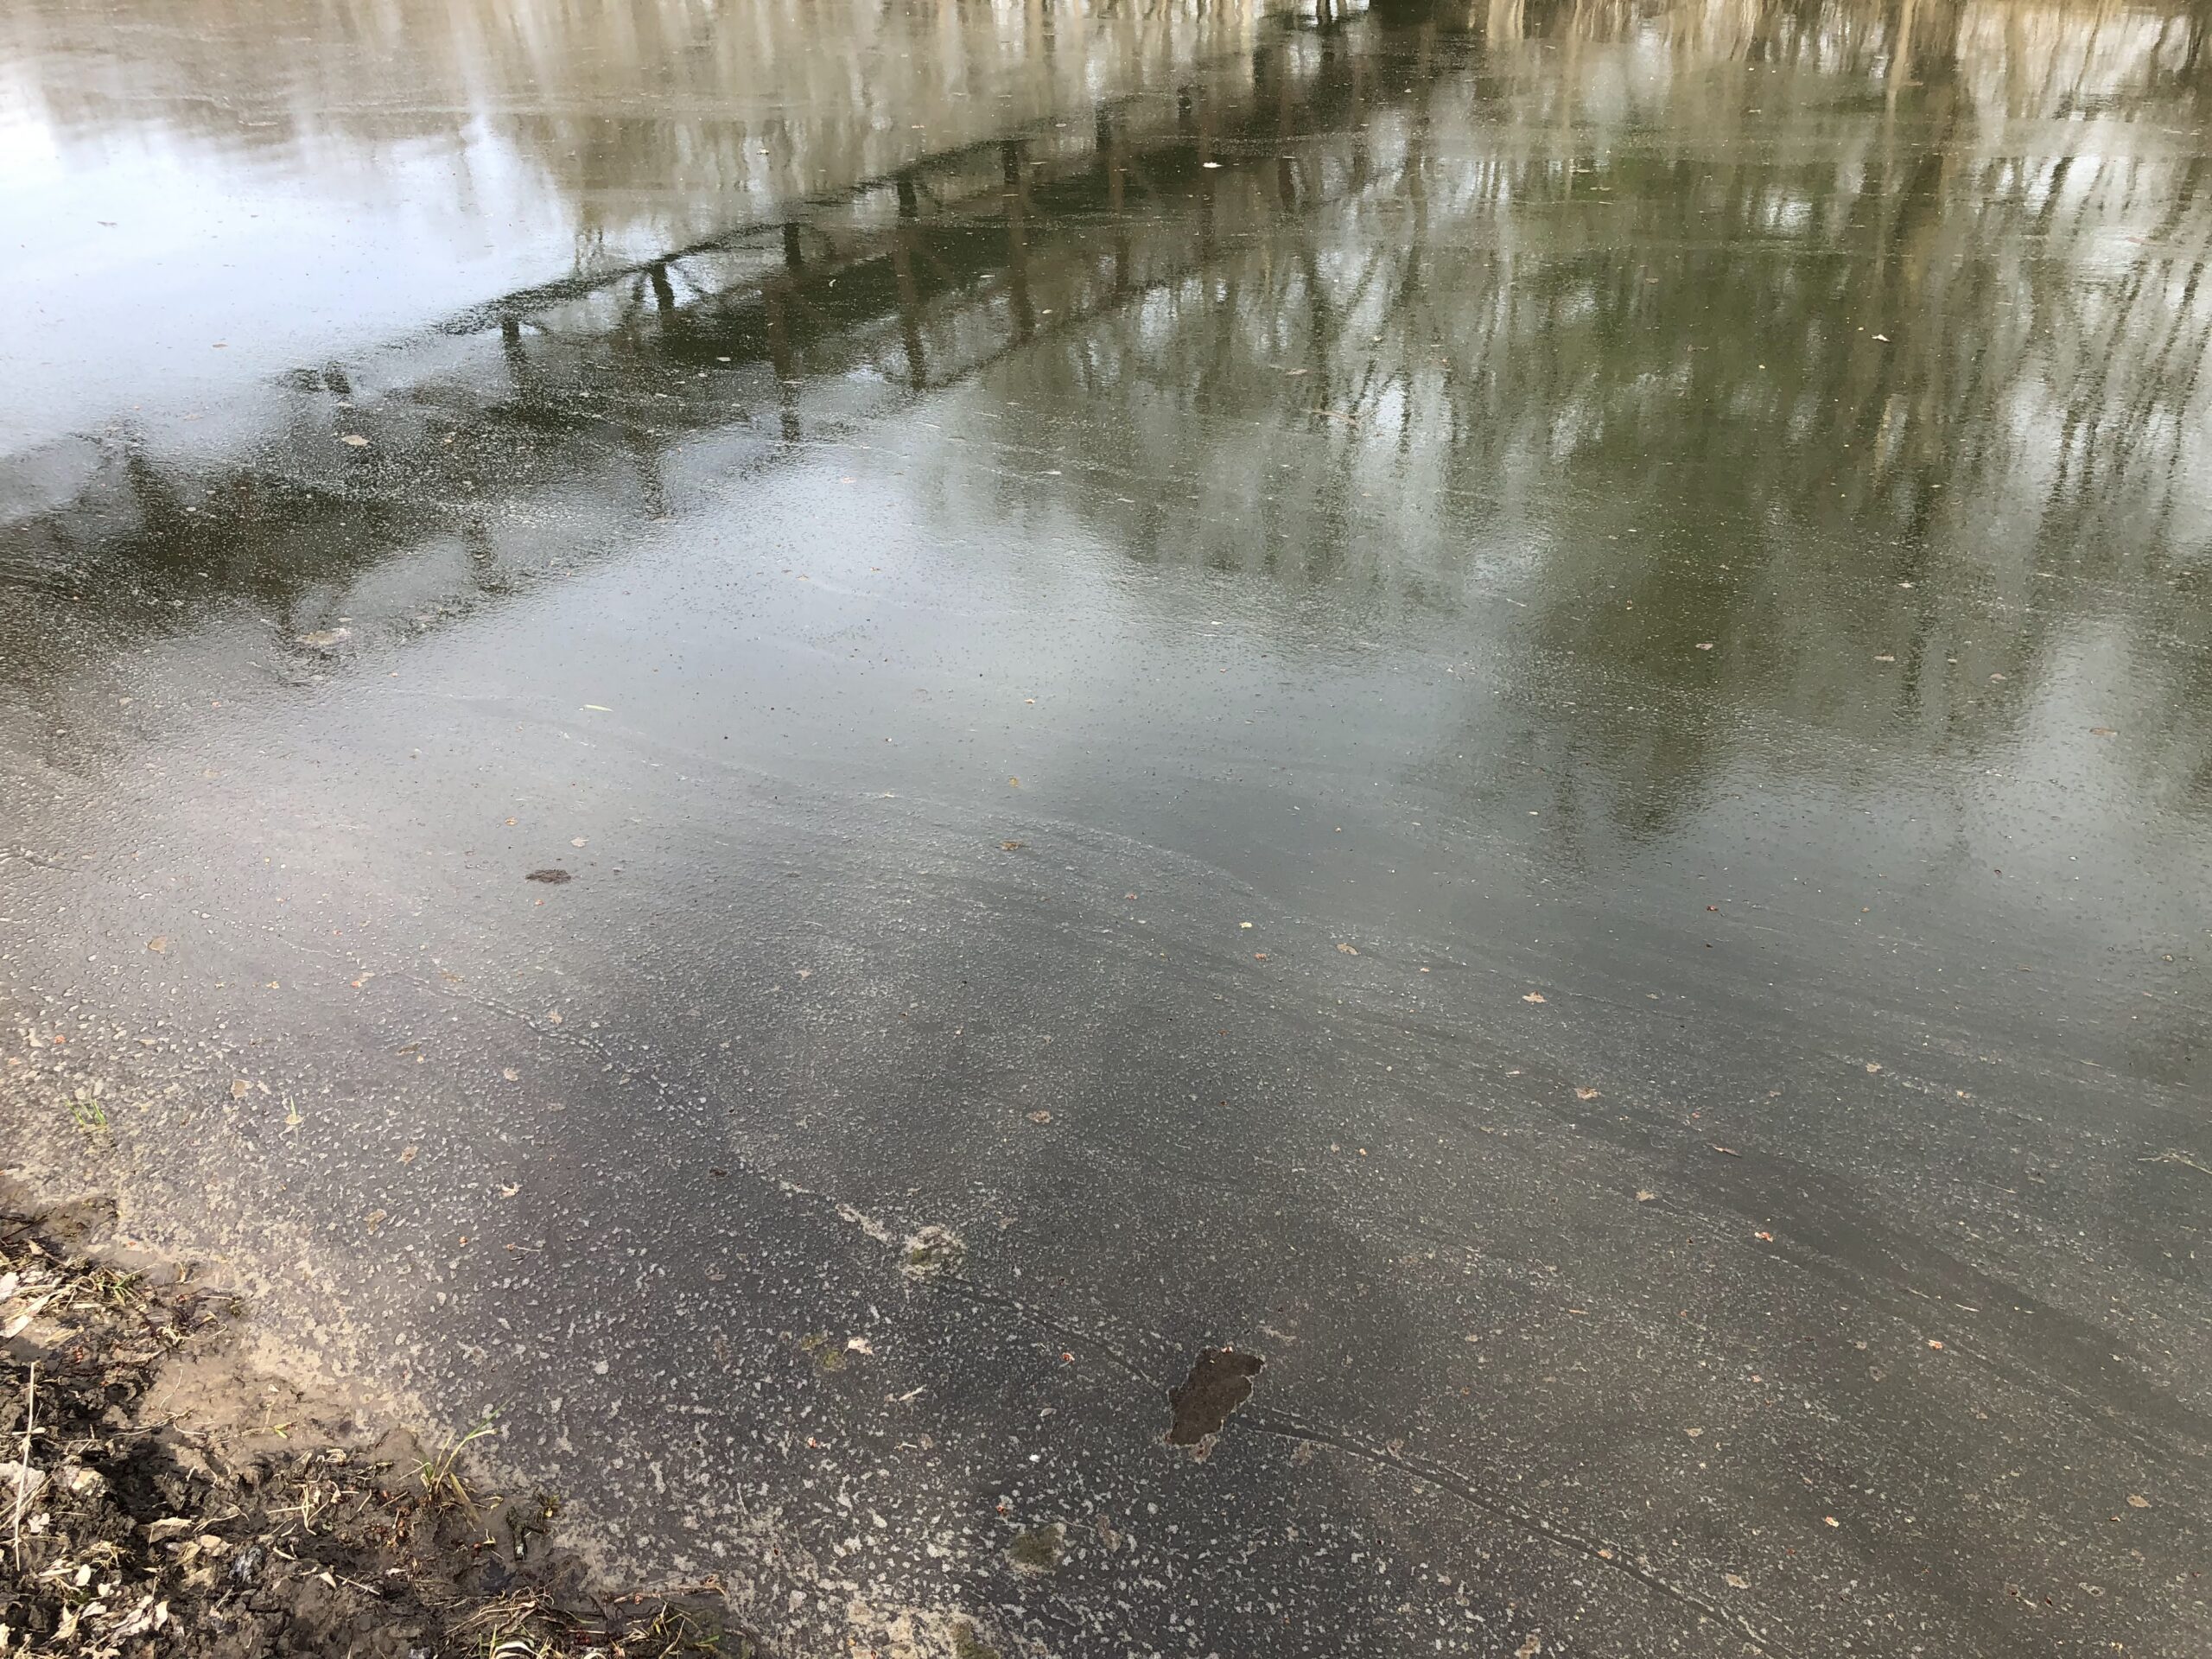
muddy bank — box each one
[0,1187,779,1658]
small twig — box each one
[2139,1150,2212,1179]
[11,1360,35,1569]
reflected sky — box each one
[0,0,1261,450]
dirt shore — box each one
[0,1190,772,1659]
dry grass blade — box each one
[75,1265,146,1313]
[457,1586,563,1656]
[417,1414,499,1512]
[9,1360,35,1571]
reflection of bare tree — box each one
[10,0,2197,268]
[956,3,2212,834]
[7,0,2209,813]
[0,0,1268,264]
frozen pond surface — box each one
[4,2,2211,1653]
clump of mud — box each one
[1165,1346,1264,1458]
[0,1201,741,1657]
[1004,1525,1064,1576]
[899,1227,965,1281]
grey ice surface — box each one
[4,1,2210,1654]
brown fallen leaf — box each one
[2127,1494,2150,1509]
[1027,1110,1052,1124]
[399,1146,418,1165]
[1252,951,1268,961]
[1336,942,1359,955]
[1636,1190,1656,1203]
[1725,1573,1750,1589]
[1685,1427,1703,1438]
[1522,992,1547,1004]
[1001,841,1025,851]
[1754,1230,1774,1242]
[1574,1086,1600,1100]
[146,937,168,953]
[229,1079,250,1099]
[1927,1338,1945,1351]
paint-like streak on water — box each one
[3,1,2210,1654]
